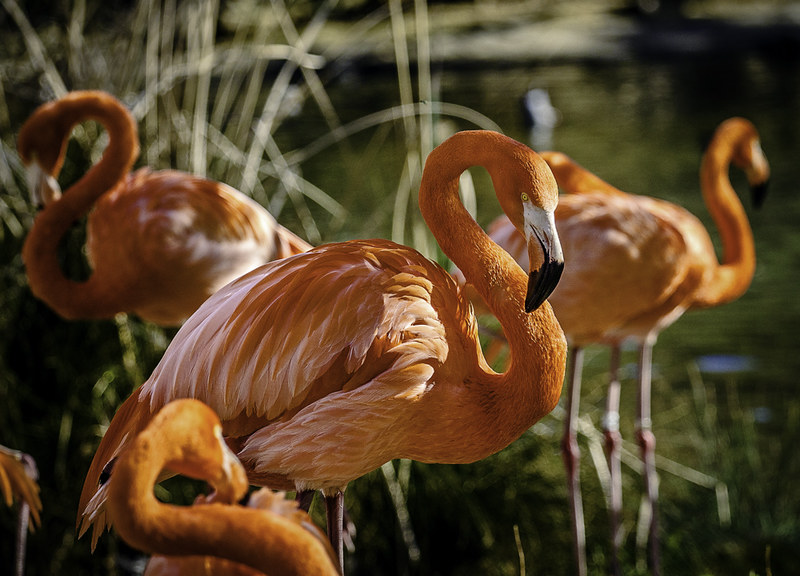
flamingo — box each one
[17,91,311,326]
[475,117,770,575]
[106,398,340,576]
[142,488,330,576]
[78,130,568,571]
[1,445,41,576]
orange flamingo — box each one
[17,91,311,326]
[143,489,329,576]
[476,118,769,575]
[106,398,340,576]
[1,445,41,576]
[78,130,567,571]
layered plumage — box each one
[78,130,567,569]
[475,117,770,575]
[107,399,340,576]
[18,91,310,326]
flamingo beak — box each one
[209,427,249,505]
[26,159,62,208]
[526,245,564,312]
[746,140,770,210]
[524,206,564,312]
[750,179,769,210]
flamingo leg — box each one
[15,502,30,576]
[325,491,345,574]
[296,489,316,512]
[603,345,623,576]
[561,346,587,576]
[636,342,660,576]
[15,452,37,576]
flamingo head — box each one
[158,400,250,505]
[494,145,564,312]
[17,99,73,207]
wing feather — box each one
[140,240,453,425]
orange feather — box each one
[0,445,41,527]
[480,117,769,348]
[473,117,770,575]
[78,130,567,570]
[107,399,340,576]
[18,91,311,326]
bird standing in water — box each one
[475,117,769,575]
[18,91,310,326]
[78,130,568,571]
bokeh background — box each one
[1,0,799,574]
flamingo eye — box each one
[521,192,529,202]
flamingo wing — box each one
[135,239,470,489]
[90,169,276,270]
[142,240,451,418]
[79,239,468,541]
[550,192,708,343]
[86,169,301,323]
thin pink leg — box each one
[561,346,587,576]
[636,342,660,576]
[15,453,37,576]
[325,491,345,574]
[603,345,623,576]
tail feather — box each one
[77,391,155,549]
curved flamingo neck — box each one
[694,123,756,307]
[541,151,625,196]
[21,92,140,319]
[108,409,339,576]
[419,132,566,431]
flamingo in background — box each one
[78,130,567,571]
[17,91,311,326]
[476,118,769,575]
[106,398,340,576]
[1,445,41,576]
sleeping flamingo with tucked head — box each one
[142,488,332,576]
[475,117,769,575]
[107,398,340,576]
[17,91,311,326]
[78,130,567,571]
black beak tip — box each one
[525,259,565,312]
[751,180,769,210]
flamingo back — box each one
[86,169,307,324]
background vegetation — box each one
[1,1,799,574]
